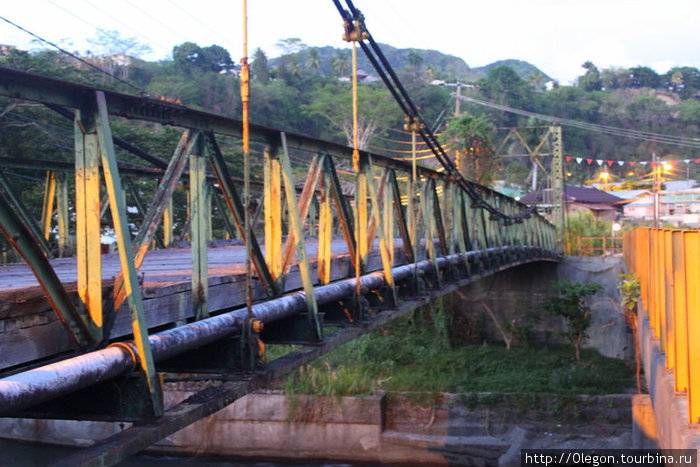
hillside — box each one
[268,44,549,83]
[467,59,551,82]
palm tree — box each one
[331,52,348,78]
[306,49,321,72]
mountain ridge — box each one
[268,43,552,83]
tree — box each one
[275,38,307,55]
[173,42,206,70]
[528,69,547,91]
[477,66,532,127]
[441,114,496,185]
[201,45,233,73]
[331,52,349,77]
[251,48,269,84]
[302,82,398,149]
[407,51,423,71]
[85,29,151,80]
[578,61,602,92]
[543,280,603,362]
[600,67,629,90]
[627,66,660,89]
[306,48,321,72]
[172,42,233,73]
[86,29,151,58]
[664,66,700,97]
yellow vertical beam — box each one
[382,169,394,269]
[356,166,368,268]
[683,231,700,423]
[407,130,417,254]
[638,228,650,309]
[317,173,332,285]
[263,146,282,280]
[56,172,70,258]
[74,108,103,333]
[672,231,688,392]
[41,171,56,242]
[663,229,675,368]
[163,197,173,247]
[649,229,660,338]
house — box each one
[622,188,700,227]
[519,184,624,221]
[339,69,380,83]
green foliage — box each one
[578,61,602,92]
[543,280,603,361]
[172,42,233,73]
[618,273,641,311]
[441,114,496,185]
[628,66,661,89]
[563,210,611,255]
[281,301,632,398]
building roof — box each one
[520,184,625,205]
[610,189,652,200]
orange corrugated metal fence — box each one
[624,227,700,424]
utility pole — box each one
[550,125,565,253]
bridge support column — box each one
[264,145,282,281]
[190,134,209,320]
[75,104,103,339]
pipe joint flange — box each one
[107,342,138,372]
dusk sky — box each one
[2,0,699,84]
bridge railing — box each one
[623,227,700,424]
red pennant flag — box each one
[566,156,572,162]
[629,162,636,166]
[651,161,657,166]
[695,159,700,163]
[586,159,593,165]
[606,160,614,166]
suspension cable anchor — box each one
[403,115,424,132]
[342,11,369,42]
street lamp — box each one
[599,170,610,190]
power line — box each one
[458,95,700,150]
[0,14,150,96]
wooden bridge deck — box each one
[0,238,400,370]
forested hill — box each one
[1,37,699,194]
[269,42,549,82]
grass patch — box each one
[280,299,633,397]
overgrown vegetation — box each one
[618,273,642,393]
[542,280,603,361]
[563,211,612,255]
[282,298,632,399]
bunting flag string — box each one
[563,156,700,167]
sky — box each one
[1,0,699,84]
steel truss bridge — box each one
[0,67,559,465]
